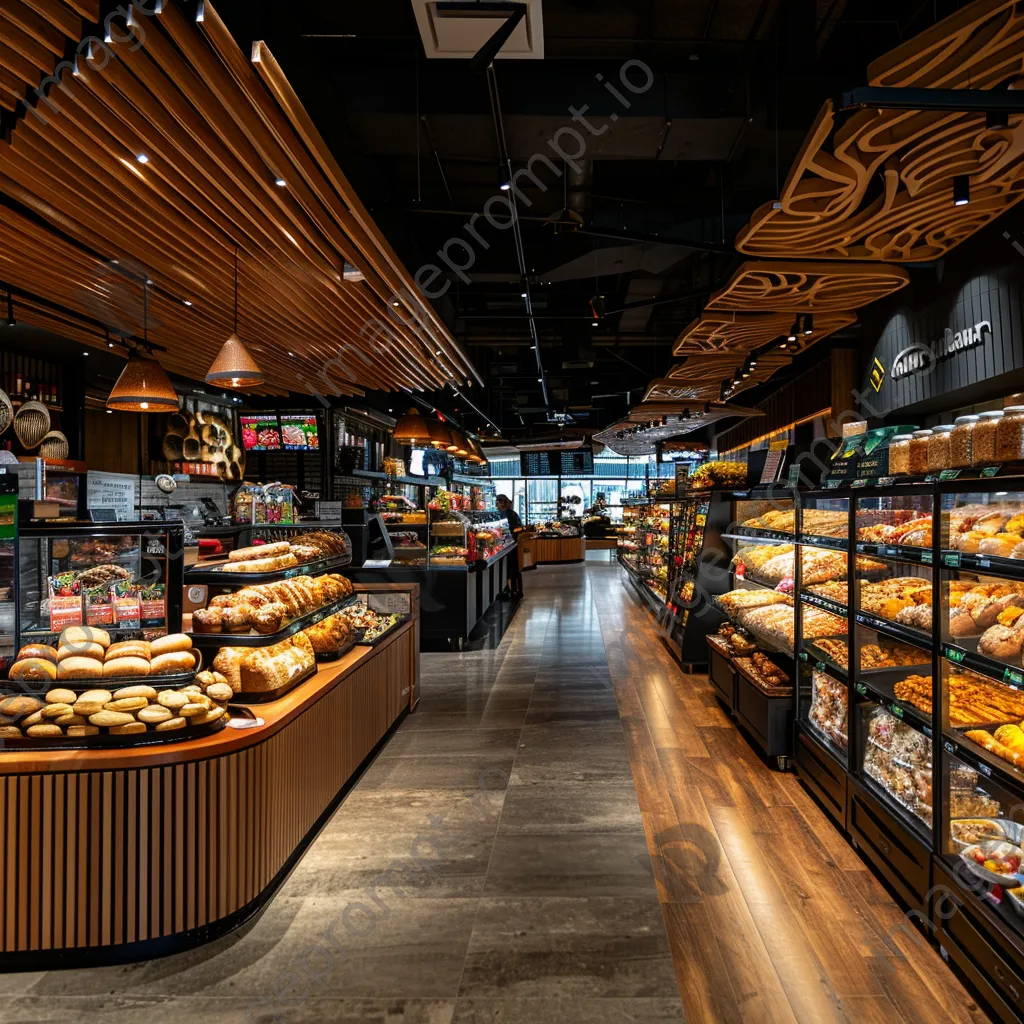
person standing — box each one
[496,494,524,599]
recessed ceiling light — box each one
[287,350,295,357]
[183,300,192,307]
[500,182,510,191]
[82,351,88,356]
[435,349,442,355]
[275,177,287,187]
[106,409,113,414]
[136,153,149,164]
[392,300,400,307]
[537,377,543,383]
[146,278,153,285]
[591,321,599,326]
[520,292,527,298]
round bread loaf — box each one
[150,651,197,675]
[0,695,44,717]
[0,725,23,737]
[106,641,151,662]
[138,705,172,724]
[21,710,45,727]
[59,626,111,650]
[180,702,207,718]
[112,685,158,701]
[16,644,57,664]
[26,723,62,738]
[45,688,78,705]
[57,643,106,663]
[101,657,151,679]
[54,713,88,727]
[72,690,114,717]
[66,725,99,737]
[88,710,135,728]
[150,633,193,656]
[57,657,103,681]
[206,682,233,704]
[109,722,146,735]
[156,690,190,710]
[155,716,186,731]
[9,658,57,682]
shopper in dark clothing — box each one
[496,494,524,598]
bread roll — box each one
[0,696,43,717]
[54,713,88,727]
[16,644,57,664]
[228,541,292,562]
[66,725,99,737]
[180,702,208,718]
[155,716,186,731]
[101,657,150,679]
[57,643,105,663]
[223,554,298,573]
[9,658,57,682]
[88,710,136,728]
[104,697,149,712]
[193,706,226,726]
[151,651,197,675]
[111,685,157,701]
[105,641,151,661]
[251,602,286,635]
[0,725,23,737]
[73,689,113,716]
[40,703,73,719]
[45,688,78,705]
[26,724,62,738]
[219,604,253,633]
[192,608,223,634]
[995,724,1024,754]
[138,705,172,725]
[59,626,111,650]
[979,534,1022,558]
[57,657,103,680]
[21,710,45,727]
[157,690,191,710]
[979,624,1024,660]
[150,633,193,657]
[211,647,245,692]
[206,682,233,704]
[109,722,146,735]
[949,610,981,638]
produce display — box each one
[856,512,932,547]
[949,505,1024,557]
[963,840,1024,881]
[893,670,1024,726]
[0,669,231,741]
[191,574,353,636]
[808,668,848,750]
[863,706,933,828]
[858,577,933,631]
[690,461,747,489]
[212,633,315,694]
[7,628,197,683]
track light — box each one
[274,177,287,187]
[779,339,788,350]
[803,313,814,335]
[787,319,799,342]
[500,181,511,191]
[953,175,970,206]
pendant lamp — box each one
[106,281,179,412]
[448,430,470,458]
[205,246,264,388]
[393,406,433,445]
[425,416,453,448]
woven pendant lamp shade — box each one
[106,355,179,412]
[205,333,264,388]
[425,416,453,448]
[448,430,470,458]
[393,407,433,444]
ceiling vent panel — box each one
[412,1,544,60]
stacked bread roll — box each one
[302,612,355,655]
[213,633,315,693]
[192,574,353,636]
[7,628,196,682]
[0,672,233,740]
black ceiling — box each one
[211,0,968,439]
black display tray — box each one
[314,636,358,663]
[852,675,932,736]
[0,712,227,749]
[188,594,357,648]
[352,615,410,647]
[726,527,796,543]
[235,660,319,704]
[800,591,848,619]
[800,644,849,683]
[2,668,199,696]
[185,552,351,586]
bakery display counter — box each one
[0,583,420,965]
[524,531,586,566]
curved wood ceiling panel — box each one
[0,0,476,398]
[0,1,86,111]
[672,310,855,356]
[705,261,909,312]
[735,1,1024,261]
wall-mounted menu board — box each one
[520,448,594,476]
[240,415,282,452]
[280,414,319,451]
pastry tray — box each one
[351,615,409,647]
[235,660,319,704]
[184,552,352,586]
[0,712,228,749]
[188,594,358,648]
[313,635,358,663]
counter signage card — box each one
[240,415,282,451]
[368,592,411,615]
[86,471,137,522]
[759,448,784,485]
[674,462,690,497]
[280,414,319,451]
[90,508,118,522]
[318,501,343,520]
[362,558,392,568]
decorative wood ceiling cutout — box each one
[672,311,855,356]
[705,261,909,312]
[0,1,476,397]
[735,0,1024,261]
[593,401,762,456]
[0,2,90,114]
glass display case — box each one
[17,520,185,647]
[618,504,641,569]
[635,502,671,602]
[533,519,583,539]
[428,509,513,566]
[0,479,16,673]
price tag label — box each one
[924,474,938,483]
[943,552,962,568]
[855,683,868,696]
[981,466,1001,478]
[939,469,961,481]
[1005,667,1024,688]
[978,762,992,777]
[850,479,867,489]
[920,551,933,564]
[976,556,991,569]
[944,741,955,755]
[944,646,966,664]
[362,559,393,568]
[877,476,896,487]
[798,651,808,662]
[889,703,904,719]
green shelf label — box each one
[981,466,1001,478]
[920,551,933,564]
[939,469,962,481]
[945,647,966,664]
[924,473,939,483]
[943,552,962,568]
[1005,668,1024,688]
[855,683,868,696]
[890,704,904,719]
[798,651,808,662]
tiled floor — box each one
[0,560,986,1022]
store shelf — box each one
[188,594,357,648]
[800,591,848,619]
[941,641,1024,690]
[800,644,849,684]
[944,731,1024,797]
[944,550,1024,581]
[852,676,932,736]
[797,534,847,552]
[184,552,351,586]
[726,528,795,544]
[855,541,933,566]
[854,610,933,651]
[858,771,933,845]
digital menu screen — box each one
[559,449,593,475]
[240,414,282,451]
[280,414,319,451]
[520,451,551,476]
[520,449,594,476]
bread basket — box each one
[38,430,69,461]
[13,400,50,449]
[0,389,12,435]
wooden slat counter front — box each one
[0,588,419,965]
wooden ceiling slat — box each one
[0,2,70,57]
[0,42,46,84]
[0,12,59,72]
[16,0,83,42]
[56,1,96,26]
[0,66,25,103]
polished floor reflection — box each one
[0,561,985,1022]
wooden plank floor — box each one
[590,561,990,1024]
